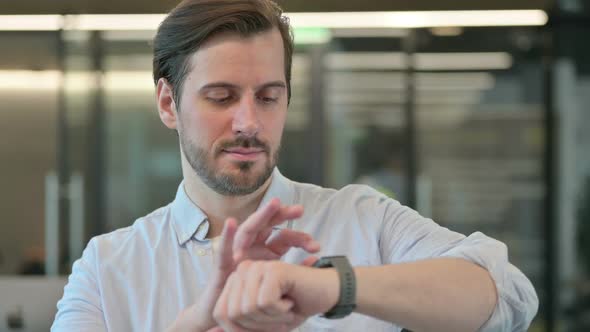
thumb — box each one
[301,255,319,267]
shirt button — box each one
[197,249,206,256]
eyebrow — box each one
[257,81,287,90]
[199,81,287,92]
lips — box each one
[221,147,266,161]
[223,148,265,154]
[218,136,269,162]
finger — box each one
[227,268,249,323]
[235,262,294,327]
[255,226,274,244]
[231,262,286,331]
[205,327,224,332]
[266,229,320,256]
[243,309,295,325]
[257,266,294,316]
[238,246,280,262]
[220,320,252,332]
[259,298,295,317]
[219,319,251,332]
[237,300,294,329]
[268,205,304,227]
[238,319,293,332]
[236,204,304,262]
[233,199,281,260]
[236,263,284,329]
[220,274,255,332]
[241,262,264,320]
[216,218,238,272]
[213,274,233,331]
[301,255,320,267]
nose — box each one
[232,95,260,137]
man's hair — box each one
[153,0,294,107]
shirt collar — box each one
[170,168,295,245]
[170,182,209,246]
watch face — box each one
[313,255,347,268]
[312,257,332,268]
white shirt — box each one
[52,168,538,331]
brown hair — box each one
[153,0,294,107]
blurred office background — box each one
[0,0,589,331]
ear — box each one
[156,78,178,130]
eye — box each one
[207,95,233,104]
[205,89,233,104]
[257,87,282,104]
[258,96,278,104]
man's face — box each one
[176,28,288,196]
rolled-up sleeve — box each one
[51,238,107,332]
[376,195,539,331]
[440,233,539,331]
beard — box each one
[180,133,279,196]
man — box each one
[52,0,538,331]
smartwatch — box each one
[312,256,356,319]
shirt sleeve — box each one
[375,194,539,331]
[51,238,107,332]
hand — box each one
[230,198,319,264]
[167,198,320,332]
[213,260,339,332]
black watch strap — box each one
[312,256,356,319]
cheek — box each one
[263,113,286,142]
[182,110,231,148]
[199,115,223,140]
[260,112,287,132]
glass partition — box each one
[0,15,574,332]
[0,32,60,275]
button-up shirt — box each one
[52,168,538,331]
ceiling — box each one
[0,0,552,15]
[0,0,556,72]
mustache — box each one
[216,136,270,154]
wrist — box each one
[316,268,341,314]
[311,256,357,319]
[290,265,340,316]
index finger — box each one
[233,198,281,258]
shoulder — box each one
[291,179,392,207]
[289,179,401,223]
[87,204,172,259]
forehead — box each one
[185,28,286,86]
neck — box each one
[181,158,273,238]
